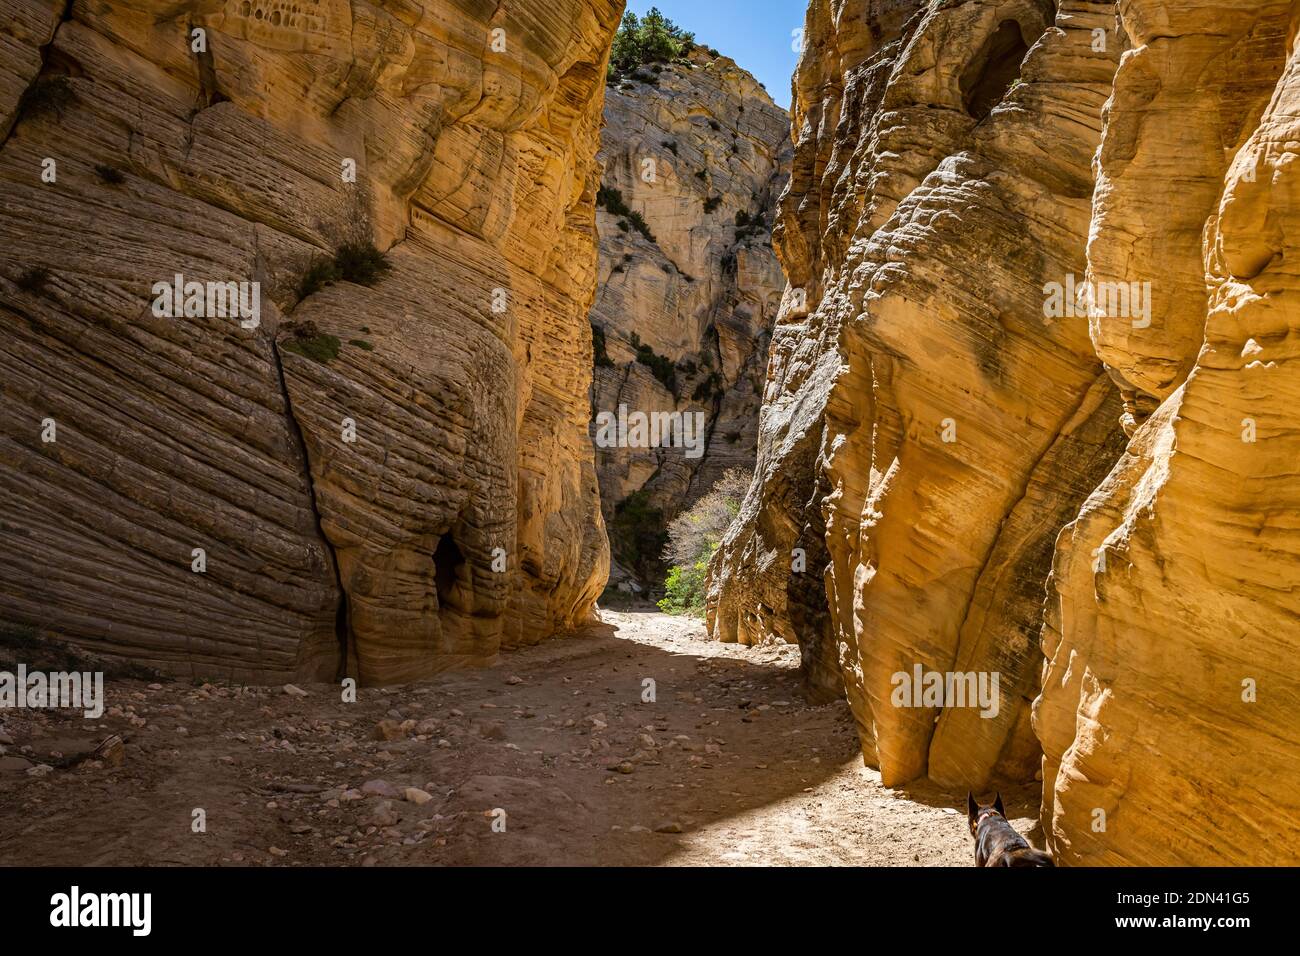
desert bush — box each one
[625,210,655,241]
[691,371,723,402]
[298,259,338,298]
[597,185,656,242]
[628,332,676,392]
[19,76,74,120]
[298,240,391,299]
[658,468,751,615]
[334,241,391,285]
[281,320,341,364]
[659,562,708,616]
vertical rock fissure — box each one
[269,335,350,680]
[433,532,466,615]
[945,372,1107,678]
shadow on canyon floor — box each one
[0,611,1038,866]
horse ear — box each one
[994,792,1005,816]
[967,791,979,825]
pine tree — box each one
[608,12,642,76]
[638,8,679,63]
[607,7,696,79]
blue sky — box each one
[625,0,807,110]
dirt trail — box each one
[0,611,1042,866]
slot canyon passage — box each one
[0,0,1298,869]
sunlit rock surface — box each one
[713,0,1300,865]
[709,0,1127,772]
[1035,0,1300,866]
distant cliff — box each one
[589,46,790,588]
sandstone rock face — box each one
[1035,0,1300,865]
[709,0,1129,768]
[0,0,618,683]
[713,0,1300,865]
[589,49,790,582]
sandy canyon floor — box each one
[0,611,1043,866]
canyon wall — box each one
[710,0,1129,743]
[712,0,1300,864]
[590,48,790,587]
[0,0,619,684]
[1035,0,1300,865]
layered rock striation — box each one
[0,0,619,684]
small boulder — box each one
[361,779,402,799]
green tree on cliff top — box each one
[608,8,696,77]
